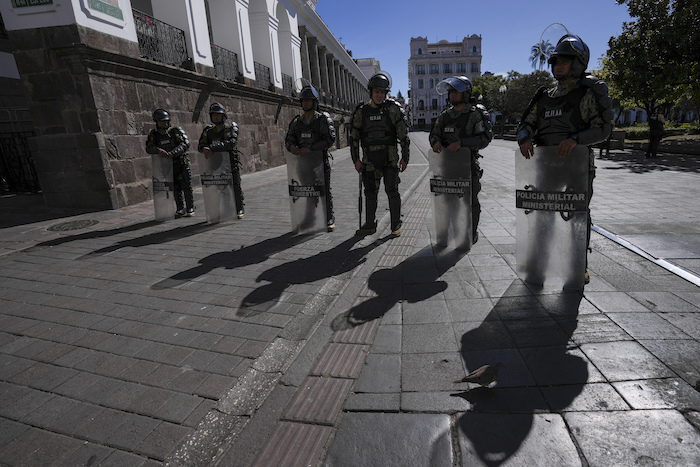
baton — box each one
[358,170,363,230]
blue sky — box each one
[315,0,632,98]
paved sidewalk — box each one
[0,135,699,466]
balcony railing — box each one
[282,73,293,96]
[211,44,240,82]
[133,9,191,69]
[254,62,271,91]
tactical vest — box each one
[361,104,396,147]
[152,128,185,154]
[535,86,588,146]
[205,125,236,152]
[440,109,471,144]
[294,114,324,147]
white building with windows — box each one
[408,36,482,127]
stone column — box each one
[299,27,312,84]
[319,47,330,103]
[308,36,322,91]
[328,57,338,107]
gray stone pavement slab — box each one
[613,377,700,410]
[324,413,453,467]
[456,413,581,466]
[566,410,700,466]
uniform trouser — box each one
[362,165,401,230]
[324,155,334,223]
[647,134,662,157]
[229,153,245,212]
[173,158,194,210]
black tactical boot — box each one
[356,220,377,236]
[356,198,378,236]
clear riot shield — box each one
[198,152,236,224]
[429,148,472,250]
[286,150,327,235]
[515,145,590,290]
[152,154,175,222]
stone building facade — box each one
[0,0,368,209]
[408,36,483,128]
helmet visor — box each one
[436,77,468,95]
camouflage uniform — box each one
[146,126,193,213]
[198,122,244,214]
[285,111,336,224]
[429,102,493,236]
[350,98,410,232]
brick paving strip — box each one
[246,195,432,466]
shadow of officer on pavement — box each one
[239,235,388,316]
[331,246,467,331]
[453,281,586,465]
[151,231,315,289]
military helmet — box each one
[368,72,391,93]
[436,76,473,96]
[299,85,319,101]
[209,102,228,120]
[152,109,171,122]
[548,34,590,79]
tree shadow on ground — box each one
[598,149,700,175]
[331,247,467,331]
[453,281,586,466]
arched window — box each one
[472,46,477,53]
[418,79,424,89]
[429,79,434,89]
[418,100,425,110]
[418,48,422,55]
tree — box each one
[604,0,700,119]
[474,71,554,127]
[529,40,554,71]
[502,71,553,123]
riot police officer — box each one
[198,102,245,219]
[517,34,614,283]
[285,84,337,231]
[429,76,493,244]
[350,72,410,237]
[146,109,194,217]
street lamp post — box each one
[499,85,507,138]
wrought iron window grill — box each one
[282,73,293,97]
[132,9,191,69]
[254,62,272,91]
[211,44,240,82]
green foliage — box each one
[474,71,553,123]
[603,0,700,118]
[617,122,700,140]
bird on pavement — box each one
[453,363,505,387]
